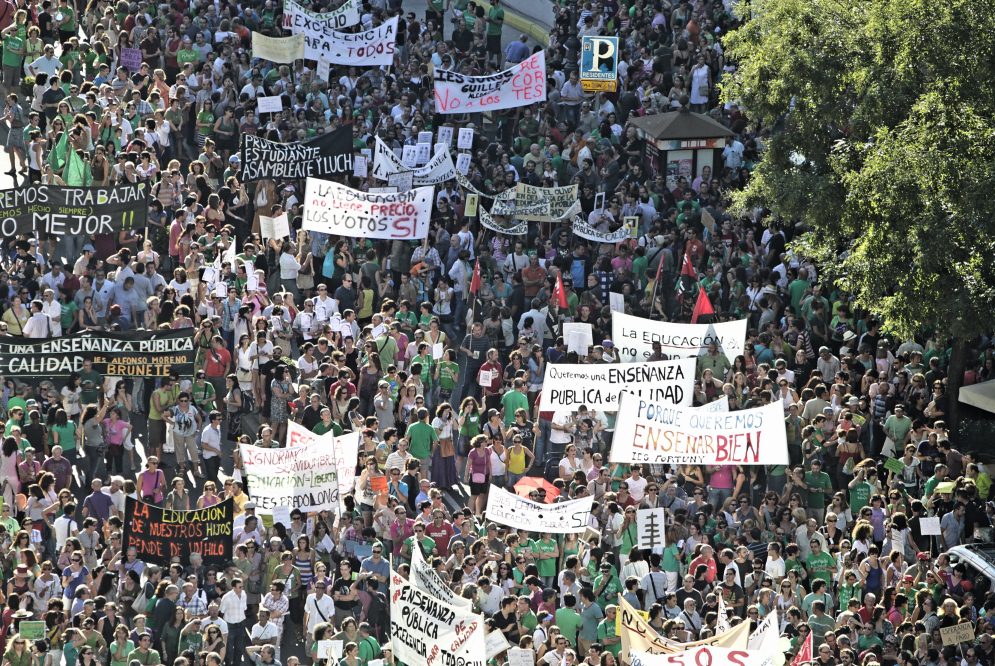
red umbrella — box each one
[513,477,561,501]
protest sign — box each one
[455,152,471,175]
[457,127,474,149]
[507,182,578,221]
[485,486,592,533]
[465,193,478,217]
[240,436,342,513]
[119,47,141,71]
[435,51,546,113]
[485,631,511,659]
[572,216,631,243]
[17,621,46,640]
[884,457,905,474]
[540,358,695,411]
[251,32,304,63]
[612,311,748,363]
[283,0,361,31]
[563,322,594,355]
[479,206,526,236]
[438,125,454,146]
[290,15,397,64]
[630,647,768,666]
[410,545,472,608]
[390,569,486,666]
[315,641,344,662]
[636,508,667,550]
[122,498,234,566]
[387,171,414,192]
[240,128,352,181]
[353,155,367,178]
[611,395,790,466]
[316,56,330,81]
[610,292,625,313]
[259,213,291,240]
[920,516,941,535]
[454,171,516,201]
[746,610,784,666]
[284,422,359,512]
[256,95,284,113]
[0,182,147,239]
[0,329,193,378]
[414,143,432,165]
[303,178,433,240]
[940,622,975,646]
[507,648,535,666]
[372,138,456,185]
[619,597,751,661]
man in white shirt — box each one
[53,504,79,551]
[23,301,52,338]
[41,289,62,337]
[201,412,223,483]
[218,579,248,666]
[249,609,280,659]
[202,602,229,638]
[303,581,335,637]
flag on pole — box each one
[469,258,481,295]
[63,148,92,186]
[691,286,715,323]
[675,251,697,303]
[552,271,568,309]
[790,630,813,666]
[48,131,68,173]
[716,589,731,633]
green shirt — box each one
[554,607,582,648]
[177,48,199,66]
[805,551,836,586]
[51,422,77,453]
[406,421,438,460]
[438,360,459,390]
[849,480,872,512]
[80,368,102,404]
[313,420,343,437]
[486,6,504,35]
[804,470,832,509]
[2,35,24,67]
[500,390,528,424]
[532,538,558,577]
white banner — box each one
[251,32,304,63]
[372,137,456,185]
[303,178,433,240]
[746,610,783,666]
[290,15,398,64]
[454,172,516,202]
[256,95,284,114]
[283,0,361,31]
[285,422,359,513]
[610,394,790,466]
[612,311,748,363]
[636,508,667,550]
[390,569,486,666]
[239,438,341,513]
[435,51,547,114]
[484,486,592,534]
[494,181,579,221]
[479,207,527,235]
[572,216,630,243]
[698,396,730,412]
[410,546,472,609]
[539,358,695,411]
[619,597,751,660]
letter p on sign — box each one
[590,37,615,70]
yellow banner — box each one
[251,32,304,63]
[618,596,750,662]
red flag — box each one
[790,631,813,666]
[680,251,696,278]
[469,258,481,295]
[552,272,568,309]
[691,286,715,323]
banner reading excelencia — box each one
[0,330,194,378]
[302,178,433,240]
[610,393,789,466]
[0,182,147,238]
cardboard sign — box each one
[636,507,667,550]
[240,432,343,513]
[435,51,547,113]
[256,95,284,114]
[438,126,454,147]
[919,516,941,535]
[610,292,625,313]
[18,621,47,640]
[259,213,291,240]
[940,622,975,646]
[122,498,234,566]
[251,32,305,63]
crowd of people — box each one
[0,0,991,666]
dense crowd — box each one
[0,1,991,666]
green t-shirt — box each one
[804,471,832,509]
[51,422,77,452]
[500,390,529,424]
[58,7,76,32]
[532,538,558,577]
[486,6,504,35]
[2,35,24,67]
[554,607,582,647]
[406,421,438,460]
[805,551,836,586]
[849,480,872,512]
[313,420,343,437]
[80,368,102,404]
[597,618,620,656]
[438,361,459,390]
[177,48,199,66]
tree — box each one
[721,0,995,425]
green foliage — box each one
[721,0,995,339]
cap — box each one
[602,339,614,349]
[244,502,256,510]
[819,346,831,353]
[843,330,857,342]
[82,243,95,252]
[229,155,240,164]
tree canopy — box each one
[721,0,995,341]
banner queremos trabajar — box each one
[0,182,147,238]
[0,329,194,378]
